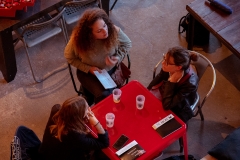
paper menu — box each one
[94,69,117,89]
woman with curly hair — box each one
[39,96,109,160]
[64,8,132,104]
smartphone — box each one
[112,134,129,150]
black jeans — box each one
[77,67,116,104]
[11,126,41,160]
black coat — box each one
[39,104,109,160]
[148,68,198,122]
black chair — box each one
[14,8,68,83]
[110,0,118,11]
[68,53,131,106]
[61,0,99,39]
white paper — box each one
[152,114,174,130]
[94,69,117,89]
[115,140,138,156]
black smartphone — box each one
[112,134,129,150]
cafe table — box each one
[91,80,188,160]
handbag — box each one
[111,62,131,87]
[178,13,190,33]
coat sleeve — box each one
[116,28,132,62]
[147,69,168,90]
[72,131,109,151]
[64,38,92,73]
[162,74,198,110]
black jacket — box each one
[39,104,109,160]
[148,68,198,122]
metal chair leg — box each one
[110,0,118,11]
[22,41,42,83]
[198,106,204,121]
[23,39,68,83]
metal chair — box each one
[14,8,68,83]
[153,52,216,121]
[61,0,99,39]
[68,53,131,105]
[110,0,118,11]
[190,52,216,121]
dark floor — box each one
[1,0,240,160]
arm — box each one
[73,131,109,151]
[64,38,92,73]
[147,69,168,90]
[162,74,198,110]
[115,26,132,62]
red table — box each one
[91,80,188,160]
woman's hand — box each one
[105,55,119,66]
[168,70,184,83]
[89,67,101,75]
[87,109,99,126]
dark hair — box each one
[167,46,199,70]
[72,8,118,53]
[50,96,88,141]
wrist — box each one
[94,121,99,127]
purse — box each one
[111,62,131,87]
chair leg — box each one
[23,40,68,83]
[80,86,94,106]
[110,0,118,11]
[198,106,204,121]
[23,42,42,83]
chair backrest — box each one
[63,0,98,25]
[21,8,66,37]
[191,52,216,108]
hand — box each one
[89,67,101,75]
[105,55,119,66]
[87,110,99,126]
[168,70,184,83]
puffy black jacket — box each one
[148,68,198,122]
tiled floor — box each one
[1,0,240,159]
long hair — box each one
[72,8,118,53]
[50,96,88,141]
[167,46,199,70]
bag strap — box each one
[151,81,164,89]
[178,67,193,85]
[151,67,193,90]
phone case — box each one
[113,134,129,150]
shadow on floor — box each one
[214,54,240,91]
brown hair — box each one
[167,46,199,70]
[72,8,118,53]
[50,96,88,141]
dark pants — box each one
[11,126,41,160]
[77,67,116,104]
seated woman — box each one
[64,8,132,104]
[39,96,109,160]
[147,46,199,122]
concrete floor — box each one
[1,0,240,159]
